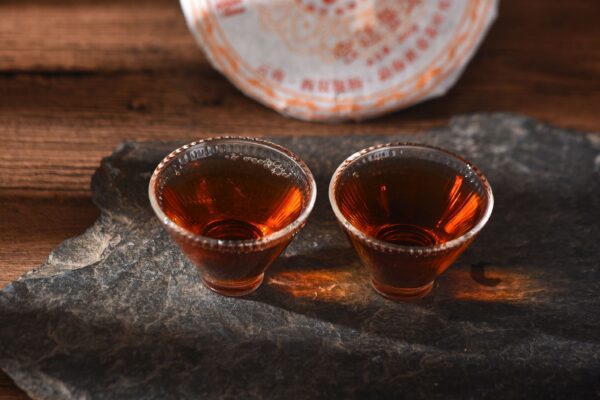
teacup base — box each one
[203,274,264,297]
[371,279,434,301]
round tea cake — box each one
[180,0,498,121]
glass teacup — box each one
[329,143,494,301]
[149,137,316,296]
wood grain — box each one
[0,0,599,398]
[0,375,28,400]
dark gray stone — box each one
[1,113,600,399]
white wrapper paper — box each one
[181,0,498,122]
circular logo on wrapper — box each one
[180,0,497,122]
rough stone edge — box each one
[0,360,83,400]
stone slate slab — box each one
[1,113,599,399]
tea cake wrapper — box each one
[180,0,498,121]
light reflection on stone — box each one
[444,266,547,302]
[268,269,368,303]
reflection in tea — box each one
[161,156,303,241]
[335,157,485,247]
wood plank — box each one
[0,0,199,73]
[0,373,28,400]
[0,195,99,288]
[0,0,598,140]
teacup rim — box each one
[148,136,317,250]
[328,142,494,254]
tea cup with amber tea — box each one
[149,137,316,296]
[329,143,493,301]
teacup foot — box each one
[371,279,434,301]
[203,274,264,297]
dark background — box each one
[1,0,599,398]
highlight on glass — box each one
[149,137,317,297]
[329,143,494,301]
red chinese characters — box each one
[214,0,245,16]
[300,78,364,93]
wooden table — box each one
[1,0,598,398]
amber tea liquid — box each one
[160,157,303,241]
[158,155,305,295]
[336,157,485,246]
[335,155,487,294]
